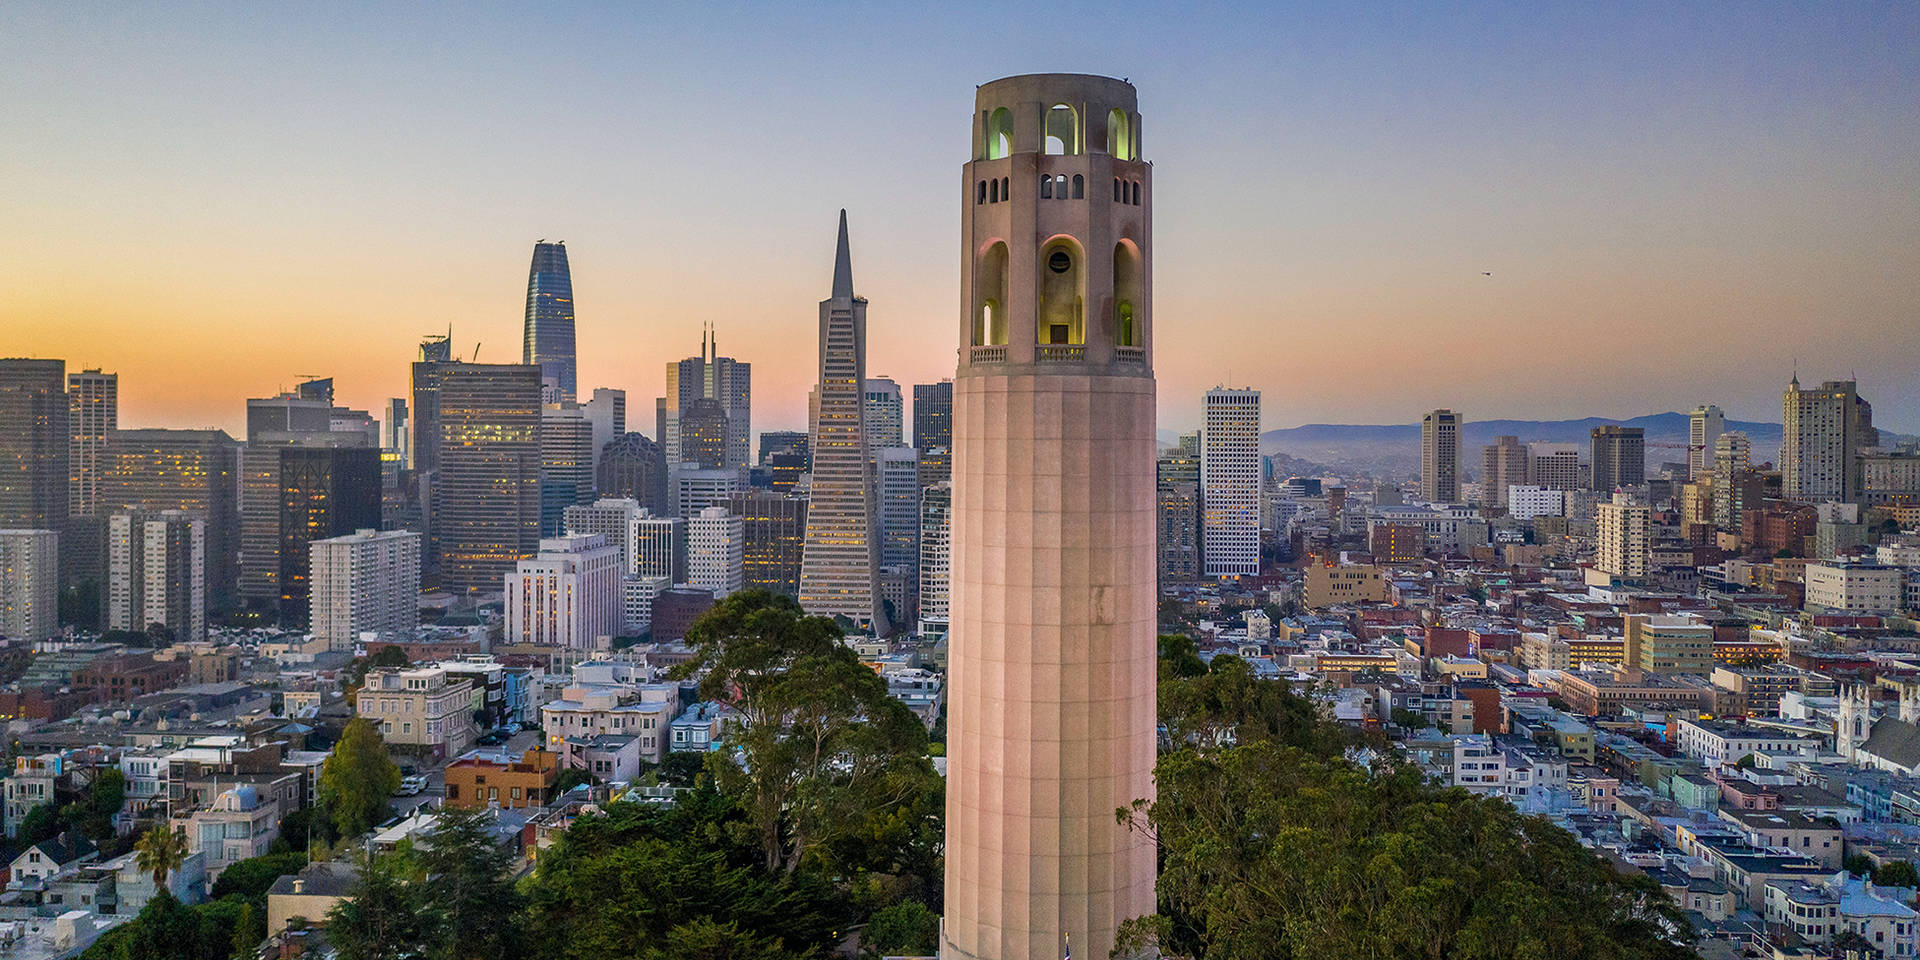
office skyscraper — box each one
[435,364,543,593]
[1420,409,1462,503]
[1688,404,1724,482]
[1783,377,1876,503]
[798,211,883,630]
[594,433,669,514]
[505,534,621,649]
[686,506,745,599]
[0,530,58,642]
[726,490,806,598]
[863,378,904,450]
[106,510,204,641]
[912,380,953,485]
[1590,424,1645,493]
[658,326,751,471]
[1202,387,1262,577]
[1479,434,1529,510]
[945,75,1156,960]
[104,428,241,602]
[540,403,594,536]
[240,440,381,624]
[0,359,70,532]
[523,241,577,402]
[583,387,626,479]
[1529,442,1581,492]
[916,481,950,636]
[877,445,921,573]
[66,370,116,520]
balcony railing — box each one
[1115,346,1145,363]
[969,345,1007,364]
[1036,344,1085,363]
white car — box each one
[397,775,428,796]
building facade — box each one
[308,529,420,653]
[1202,387,1261,577]
[686,506,744,600]
[1420,409,1462,503]
[0,529,58,642]
[504,535,621,650]
[106,510,205,642]
[1782,377,1876,503]
[1590,425,1645,493]
[523,241,577,402]
[798,212,884,629]
[435,364,543,593]
[0,360,69,533]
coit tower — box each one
[944,74,1157,960]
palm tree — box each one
[135,822,187,890]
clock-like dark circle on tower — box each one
[1047,250,1071,274]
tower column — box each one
[945,73,1157,960]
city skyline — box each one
[5,4,1917,435]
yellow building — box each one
[1625,614,1715,675]
[1303,562,1387,609]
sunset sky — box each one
[5,2,1917,437]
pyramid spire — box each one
[831,209,854,300]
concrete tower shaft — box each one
[945,73,1157,960]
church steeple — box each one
[831,208,854,300]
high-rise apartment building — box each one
[725,490,806,597]
[1712,432,1755,530]
[912,381,953,486]
[539,403,594,536]
[1590,425,1645,493]
[1479,435,1529,510]
[66,370,116,520]
[1529,442,1581,492]
[798,212,883,629]
[1688,405,1724,482]
[1782,377,1876,503]
[863,378,904,450]
[104,429,241,602]
[1595,492,1651,581]
[309,528,420,652]
[945,75,1156,960]
[106,510,204,641]
[916,481,950,635]
[1419,409,1462,503]
[504,534,620,650]
[594,433,669,514]
[658,327,751,472]
[523,241,577,402]
[877,446,921,572]
[435,364,543,594]
[1156,477,1200,584]
[0,360,70,532]
[686,506,745,600]
[0,529,58,642]
[1202,387,1261,577]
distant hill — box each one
[1253,412,1785,476]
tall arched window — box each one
[1056,175,1070,198]
[974,242,1010,346]
[1113,240,1143,346]
[1040,176,1052,199]
[1071,174,1084,199]
[1036,237,1086,345]
[985,108,1013,160]
[990,179,999,203]
[1001,177,1009,199]
[976,181,986,205]
[1044,104,1077,155]
[1107,108,1133,160]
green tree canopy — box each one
[1876,860,1920,888]
[674,590,941,880]
[1119,636,1697,960]
[319,717,401,839]
[418,803,525,960]
[135,823,188,889]
[326,853,431,960]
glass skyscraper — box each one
[523,241,577,402]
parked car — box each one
[476,729,510,746]
[397,775,428,796]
